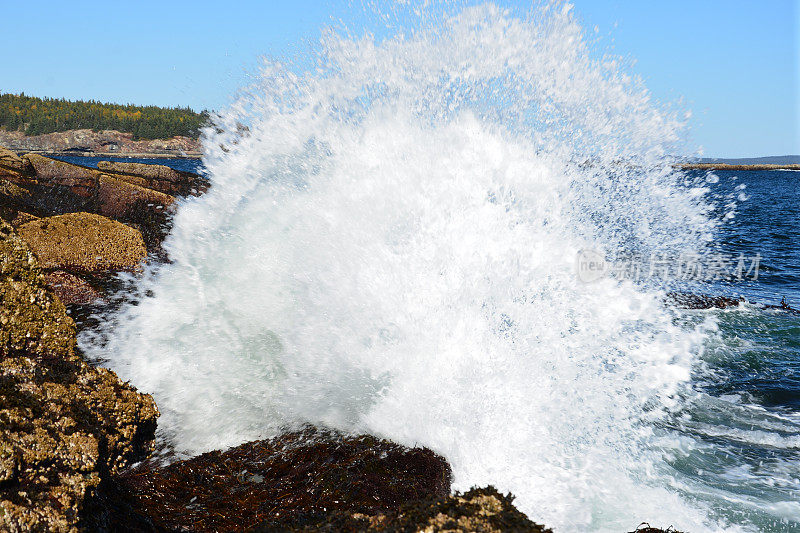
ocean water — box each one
[80,3,800,532]
[53,154,203,175]
[707,170,800,306]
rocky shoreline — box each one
[0,130,201,159]
[1,147,686,532]
[0,219,159,531]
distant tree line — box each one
[0,93,208,139]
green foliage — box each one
[0,93,208,139]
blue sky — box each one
[0,1,796,157]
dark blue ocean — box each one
[701,169,800,408]
[665,169,800,530]
[710,170,800,307]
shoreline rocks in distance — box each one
[666,291,800,315]
[0,129,201,158]
[676,162,800,171]
[665,292,744,310]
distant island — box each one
[0,93,206,157]
[698,155,800,165]
[677,155,800,171]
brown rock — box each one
[627,525,686,533]
[0,178,44,228]
[2,154,97,214]
[0,146,30,173]
[0,166,19,181]
[97,160,207,196]
[23,154,99,196]
[0,178,29,200]
[7,211,38,227]
[44,271,104,306]
[98,160,191,183]
[97,174,175,219]
[0,178,36,212]
[17,212,147,273]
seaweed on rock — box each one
[98,426,454,532]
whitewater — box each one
[81,3,800,531]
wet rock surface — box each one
[0,220,158,532]
[665,292,743,310]
[666,291,800,315]
[94,427,454,532]
[43,270,105,306]
[627,525,684,533]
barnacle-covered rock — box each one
[0,220,75,359]
[17,212,147,274]
[298,486,553,533]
